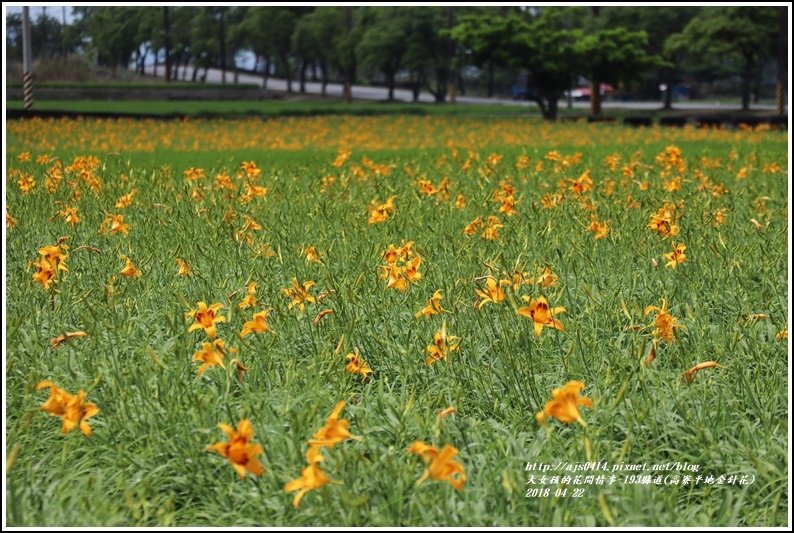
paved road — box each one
[147,65,780,111]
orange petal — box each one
[682,361,721,384]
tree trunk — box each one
[448,80,456,104]
[203,65,209,83]
[321,59,328,96]
[219,8,226,84]
[412,70,420,102]
[300,59,308,93]
[663,68,674,110]
[284,57,293,93]
[192,64,199,82]
[534,96,548,119]
[777,5,787,115]
[487,61,494,98]
[547,96,558,120]
[163,7,172,82]
[234,66,239,84]
[589,80,601,116]
[262,56,269,89]
[741,54,752,111]
[311,60,319,82]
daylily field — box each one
[4,115,789,526]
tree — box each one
[510,15,583,120]
[448,12,520,97]
[575,28,656,115]
[357,8,412,101]
[245,7,298,92]
[83,7,140,77]
[667,7,778,111]
[599,7,699,109]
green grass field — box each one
[4,116,789,526]
[5,99,537,118]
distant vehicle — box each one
[512,83,537,101]
[567,84,616,101]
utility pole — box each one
[22,7,34,110]
[62,6,67,58]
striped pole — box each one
[22,7,34,111]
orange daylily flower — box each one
[240,309,272,337]
[282,278,317,311]
[304,246,322,263]
[32,258,57,290]
[426,323,460,365]
[415,290,447,318]
[284,452,332,508]
[534,267,558,288]
[38,243,69,273]
[193,339,228,376]
[345,348,373,381]
[517,296,566,336]
[58,205,81,225]
[114,190,135,209]
[175,258,191,277]
[663,243,687,269]
[481,216,504,240]
[238,282,257,309]
[776,327,788,341]
[36,381,100,436]
[475,277,509,308]
[208,419,265,479]
[536,380,592,426]
[644,299,683,343]
[120,256,142,277]
[103,214,130,235]
[6,208,17,228]
[588,218,609,240]
[407,441,467,492]
[186,301,227,339]
[368,195,396,224]
[307,401,362,449]
[463,216,482,235]
[240,160,262,179]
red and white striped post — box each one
[22,7,34,111]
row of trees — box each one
[6,6,787,118]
